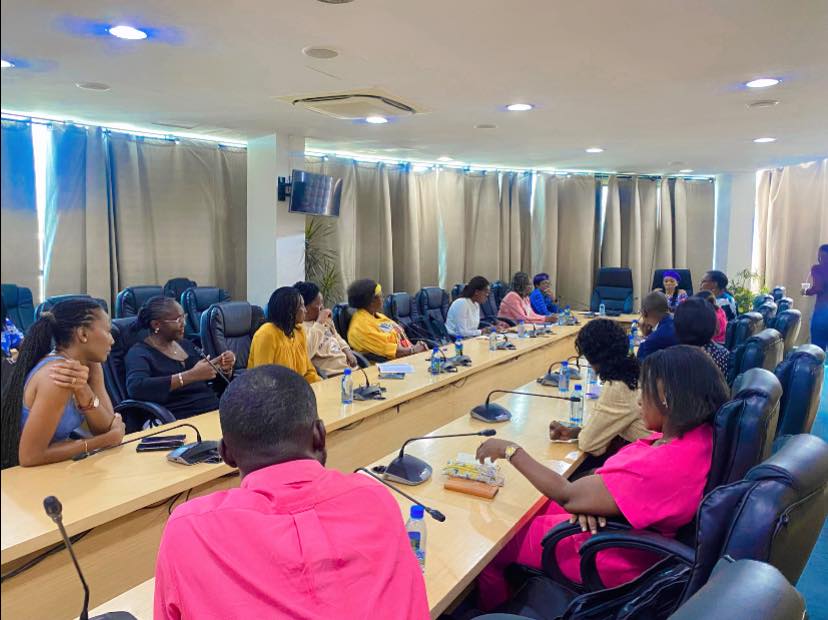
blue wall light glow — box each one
[57,16,184,45]
[108,25,148,40]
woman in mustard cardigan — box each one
[248,287,321,384]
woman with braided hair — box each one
[1,298,124,468]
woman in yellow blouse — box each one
[346,279,428,360]
[248,287,321,383]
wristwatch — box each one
[78,394,99,412]
[504,444,520,462]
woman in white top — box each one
[446,277,507,337]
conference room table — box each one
[1,313,635,619]
[87,379,591,619]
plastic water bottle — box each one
[454,338,463,357]
[559,361,570,394]
[488,331,497,351]
[565,305,572,325]
[599,302,606,317]
[570,385,584,426]
[406,505,427,572]
[517,320,526,338]
[340,368,353,404]
[628,334,635,355]
[631,320,640,345]
[430,347,441,374]
[586,365,600,399]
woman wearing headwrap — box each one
[655,270,687,312]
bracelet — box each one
[177,372,184,387]
[83,440,89,455]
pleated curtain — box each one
[676,178,716,288]
[654,178,675,271]
[436,168,467,290]
[755,158,828,343]
[556,174,598,310]
[600,175,622,268]
[0,120,40,295]
[530,173,560,292]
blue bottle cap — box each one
[574,384,582,391]
[410,505,425,519]
[343,368,351,375]
[561,360,568,366]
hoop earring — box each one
[154,328,160,334]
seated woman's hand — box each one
[568,513,607,535]
[545,314,558,324]
[187,358,217,382]
[344,348,359,367]
[476,438,517,463]
[49,359,90,392]
[316,308,333,324]
[217,351,236,373]
[412,341,428,354]
[549,421,580,440]
[102,413,126,447]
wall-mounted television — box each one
[287,170,342,217]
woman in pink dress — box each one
[695,290,727,344]
[475,345,730,610]
[498,272,558,325]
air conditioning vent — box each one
[276,88,422,120]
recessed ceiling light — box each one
[437,156,453,162]
[679,169,694,173]
[76,81,111,91]
[747,99,780,109]
[1,59,13,69]
[745,77,780,89]
[317,0,355,3]
[585,147,604,154]
[506,103,533,112]
[303,46,339,59]
[365,115,388,124]
[753,137,777,143]
[475,123,497,129]
[108,25,148,40]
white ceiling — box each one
[2,0,827,174]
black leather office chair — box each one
[667,559,805,620]
[163,277,197,301]
[199,302,265,372]
[1,283,35,332]
[728,328,784,384]
[753,293,775,311]
[757,301,778,326]
[332,303,355,340]
[771,286,786,302]
[651,269,694,295]
[180,287,230,341]
[498,434,825,619]
[725,311,764,351]
[590,268,633,314]
[479,290,516,327]
[413,287,451,342]
[114,285,164,318]
[451,283,465,302]
[776,297,794,313]
[773,344,826,442]
[35,294,109,319]
[770,309,801,354]
[102,317,175,433]
[491,280,509,307]
[383,292,433,342]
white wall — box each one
[246,133,306,308]
[715,172,757,279]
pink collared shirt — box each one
[498,291,548,324]
[154,459,429,620]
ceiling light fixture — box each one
[745,77,780,89]
[302,46,339,59]
[753,137,777,143]
[475,123,497,129]
[679,169,694,173]
[506,103,533,112]
[108,25,148,40]
[585,147,604,153]
[747,99,780,109]
[76,82,111,91]
[437,156,453,162]
[1,59,14,69]
[365,115,388,124]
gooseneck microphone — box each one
[537,355,582,387]
[72,422,204,461]
[43,496,136,620]
[354,367,386,400]
[355,468,446,522]
[471,389,581,423]
[193,345,232,384]
[384,429,497,485]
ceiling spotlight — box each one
[475,123,497,129]
[506,103,533,112]
[437,156,453,162]
[108,25,148,40]
[585,147,604,153]
[303,46,339,59]
[747,99,780,109]
[317,0,356,3]
[745,77,780,89]
[76,81,111,91]
[1,59,13,69]
[365,115,388,124]
[753,137,777,143]
[679,169,694,173]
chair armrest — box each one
[351,351,370,369]
[115,399,176,428]
[578,530,695,591]
[540,520,632,592]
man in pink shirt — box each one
[154,365,429,620]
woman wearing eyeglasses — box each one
[125,296,235,420]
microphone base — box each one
[354,385,385,400]
[450,355,472,367]
[384,455,433,486]
[470,403,512,423]
[90,613,138,619]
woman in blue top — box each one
[0,299,125,468]
[529,273,558,315]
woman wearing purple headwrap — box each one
[654,270,687,312]
[804,243,828,350]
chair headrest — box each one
[210,302,254,337]
[1,284,20,304]
[596,268,633,288]
[774,308,801,327]
[392,293,411,316]
[788,343,826,363]
[771,286,786,301]
[110,317,147,351]
[742,311,764,326]
[747,434,828,497]
[731,367,783,402]
[189,287,229,309]
[420,287,446,310]
[746,328,783,349]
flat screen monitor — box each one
[288,170,342,217]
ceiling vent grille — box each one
[277,88,421,120]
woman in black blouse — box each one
[125,297,235,420]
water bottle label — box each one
[408,532,426,571]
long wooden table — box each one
[3,317,636,619]
[87,380,589,619]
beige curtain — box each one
[42,125,118,305]
[531,173,560,291]
[556,174,597,309]
[677,178,716,287]
[672,179,688,268]
[436,168,467,289]
[464,172,502,281]
[654,178,674,271]
[1,120,40,296]
[619,178,641,309]
[352,162,395,292]
[755,158,828,343]
[108,134,247,299]
[601,175,622,267]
